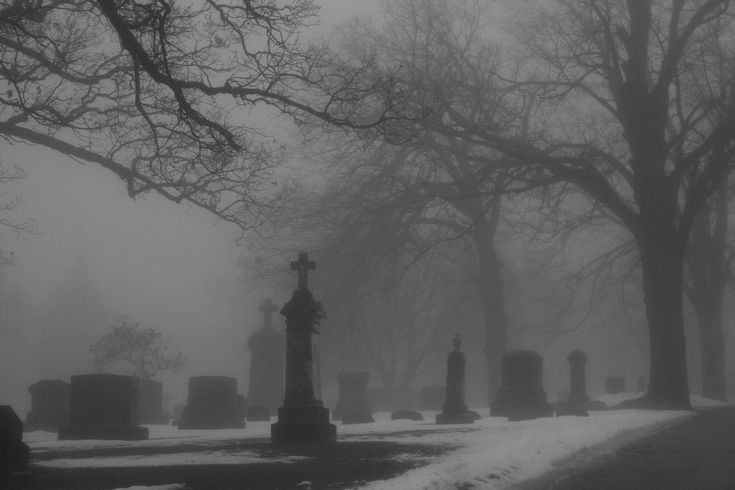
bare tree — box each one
[0,0,409,229]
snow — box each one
[23,395,728,489]
[112,486,188,490]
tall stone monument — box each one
[437,335,475,424]
[271,253,336,443]
[556,350,590,417]
[245,299,285,415]
[490,350,553,421]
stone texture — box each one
[26,379,70,431]
[179,376,245,429]
[245,299,285,412]
[557,350,590,417]
[271,253,336,443]
[490,350,553,421]
[333,371,374,424]
[58,374,148,440]
[0,405,29,472]
[436,335,474,424]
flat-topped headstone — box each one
[179,376,245,429]
[58,374,148,440]
[138,379,166,424]
[333,371,374,424]
[557,350,590,417]
[490,350,553,421]
[26,379,70,431]
[271,253,336,443]
[0,405,29,473]
[437,335,474,424]
[245,299,285,414]
[605,376,625,394]
[419,385,444,410]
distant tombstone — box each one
[245,299,286,412]
[490,350,553,421]
[333,372,374,424]
[0,405,30,476]
[419,385,445,410]
[437,335,474,424]
[391,410,424,421]
[179,376,245,429]
[138,379,166,424]
[605,376,626,394]
[271,252,336,443]
[246,405,271,422]
[58,374,148,440]
[557,350,590,417]
[26,379,70,431]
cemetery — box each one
[3,1,735,489]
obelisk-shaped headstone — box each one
[556,350,590,416]
[245,299,285,416]
[437,335,475,424]
[271,253,336,443]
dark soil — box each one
[24,431,461,490]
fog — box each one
[1,0,733,423]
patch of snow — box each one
[690,394,728,408]
[112,485,188,490]
[592,392,730,408]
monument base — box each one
[58,425,149,441]
[436,411,475,424]
[271,403,336,443]
[491,388,553,421]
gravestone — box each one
[556,350,590,417]
[605,376,626,394]
[333,371,374,424]
[26,379,70,431]
[245,299,286,415]
[179,376,245,429]
[58,374,148,440]
[138,379,166,424]
[391,409,424,421]
[419,385,445,410]
[0,406,29,477]
[437,335,475,424]
[271,253,336,443]
[490,350,553,421]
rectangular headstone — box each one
[26,379,70,431]
[0,405,29,472]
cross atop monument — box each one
[259,299,278,327]
[291,252,315,290]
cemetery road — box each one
[519,405,735,490]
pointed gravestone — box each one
[58,374,148,440]
[437,335,475,424]
[491,350,553,421]
[556,350,590,417]
[333,371,374,424]
[245,299,285,417]
[179,376,245,429]
[271,253,336,443]
[26,379,70,431]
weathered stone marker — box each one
[245,298,285,416]
[0,405,30,481]
[58,374,148,440]
[557,350,590,417]
[26,379,70,431]
[179,376,245,429]
[271,252,336,443]
[605,376,626,394]
[333,371,374,424]
[437,335,475,424]
[490,350,553,421]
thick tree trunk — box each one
[638,237,692,409]
[475,218,507,405]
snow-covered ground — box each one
[24,394,727,490]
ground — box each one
[19,394,726,489]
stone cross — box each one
[259,299,278,328]
[291,252,315,290]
